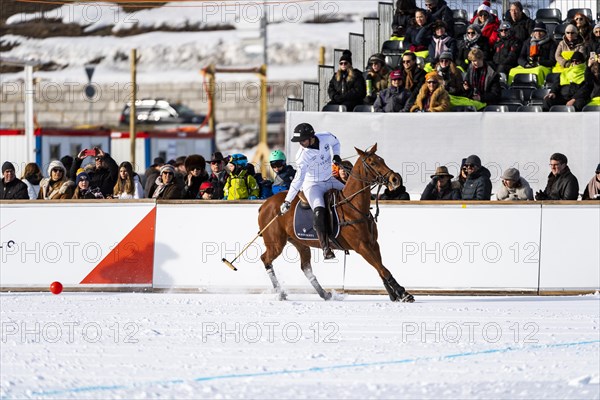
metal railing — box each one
[318,65,335,110]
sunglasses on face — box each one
[162,172,173,176]
[51,168,63,173]
[426,81,438,84]
[574,17,583,21]
[270,161,285,168]
[467,31,476,35]
[78,177,89,181]
[465,164,476,169]
[339,61,349,66]
[566,31,577,35]
[402,60,412,64]
[499,29,508,32]
[200,189,214,194]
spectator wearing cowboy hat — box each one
[182,154,208,199]
[496,168,533,200]
[207,152,228,199]
[421,166,461,200]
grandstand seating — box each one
[535,8,562,35]
[553,23,568,41]
[528,88,551,106]
[452,105,477,112]
[322,104,347,112]
[452,9,469,38]
[582,105,600,112]
[484,105,510,112]
[565,8,593,22]
[353,105,375,112]
[544,73,560,88]
[549,105,576,112]
[517,105,543,112]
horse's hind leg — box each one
[261,238,288,301]
[292,241,332,300]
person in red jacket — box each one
[470,1,500,47]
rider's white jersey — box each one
[284,132,342,206]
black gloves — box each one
[333,155,342,165]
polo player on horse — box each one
[279,123,344,259]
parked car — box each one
[119,99,206,125]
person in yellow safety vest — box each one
[543,51,591,111]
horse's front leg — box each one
[355,240,414,303]
[261,239,288,301]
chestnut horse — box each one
[257,144,414,302]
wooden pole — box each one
[256,64,270,178]
[129,49,137,170]
[319,46,325,65]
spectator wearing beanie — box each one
[496,168,533,200]
[493,21,522,75]
[373,69,412,112]
[456,24,492,69]
[426,20,457,65]
[364,53,390,105]
[434,51,464,95]
[469,2,500,47]
[555,24,587,69]
[148,164,182,199]
[461,155,492,200]
[38,160,75,200]
[72,171,102,199]
[1,161,29,200]
[325,50,367,112]
[517,21,557,69]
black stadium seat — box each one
[582,105,600,112]
[517,105,543,112]
[452,105,477,112]
[528,88,551,106]
[322,104,347,112]
[536,8,562,24]
[566,8,593,23]
[549,105,576,112]
[484,105,510,112]
[452,9,468,38]
[353,105,375,112]
[544,73,560,88]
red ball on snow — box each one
[50,281,63,295]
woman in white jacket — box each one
[112,161,144,199]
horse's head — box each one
[354,143,402,191]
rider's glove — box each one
[333,155,342,165]
[280,201,291,214]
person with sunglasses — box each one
[269,150,296,195]
[401,51,426,98]
[182,154,208,199]
[556,24,587,69]
[456,24,491,70]
[71,147,118,198]
[325,50,366,112]
[543,51,590,111]
[206,152,228,200]
[570,12,592,44]
[469,2,499,47]
[364,53,390,105]
[492,21,522,75]
[373,69,412,112]
[433,52,464,95]
[517,21,556,69]
[38,160,75,200]
[148,164,182,199]
[460,155,492,201]
[425,20,457,65]
[408,71,450,112]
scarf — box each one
[152,176,172,199]
[433,34,452,58]
[405,68,415,91]
[587,176,600,199]
[528,35,550,58]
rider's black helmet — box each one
[291,123,315,142]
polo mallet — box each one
[222,212,282,271]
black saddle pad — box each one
[293,204,340,241]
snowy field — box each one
[1,292,599,399]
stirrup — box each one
[323,247,335,260]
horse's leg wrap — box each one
[265,264,287,300]
[313,207,335,260]
[383,275,414,303]
[303,266,332,300]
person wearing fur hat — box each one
[38,160,75,200]
[456,24,492,69]
[496,168,533,201]
[1,161,29,200]
[72,171,103,199]
[71,147,118,198]
[555,25,588,68]
[469,2,500,47]
[463,48,501,104]
[426,20,457,65]
[434,52,465,95]
[504,1,534,43]
[182,154,208,199]
[148,164,182,199]
[517,21,557,68]
[423,0,454,37]
[325,50,367,112]
[364,53,390,105]
[421,166,461,200]
[543,51,590,111]
[582,164,600,200]
[492,21,522,74]
[374,69,412,112]
[408,71,450,112]
[461,155,492,201]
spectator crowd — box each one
[326,0,600,112]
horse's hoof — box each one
[322,291,332,301]
[277,292,288,301]
[400,292,414,303]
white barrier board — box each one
[538,204,600,290]
[153,203,345,290]
[0,202,156,288]
[343,203,542,291]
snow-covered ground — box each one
[1,1,379,84]
[1,292,599,399]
